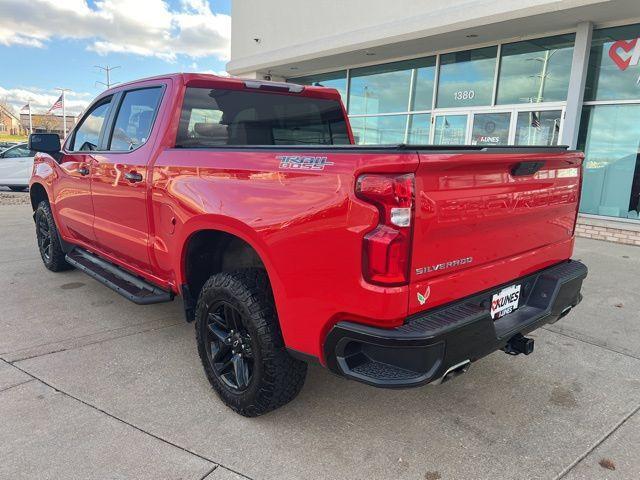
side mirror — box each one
[29,133,61,154]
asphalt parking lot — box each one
[1,192,639,480]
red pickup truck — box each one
[28,73,587,416]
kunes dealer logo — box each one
[609,37,640,84]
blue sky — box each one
[0,0,231,115]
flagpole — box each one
[55,87,71,139]
[62,90,66,138]
[28,103,32,135]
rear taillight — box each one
[355,173,414,286]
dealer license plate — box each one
[491,284,521,320]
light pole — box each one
[28,102,32,134]
[523,49,558,145]
[95,65,121,89]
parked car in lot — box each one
[0,143,36,191]
[27,73,588,416]
[0,141,20,150]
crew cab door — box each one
[90,86,164,273]
[56,96,114,245]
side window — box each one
[16,146,31,157]
[3,146,19,158]
[1,145,33,158]
[71,98,112,151]
[0,146,14,158]
[108,87,162,151]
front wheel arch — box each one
[29,182,49,211]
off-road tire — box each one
[35,200,72,272]
[195,269,307,416]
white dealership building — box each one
[228,0,640,244]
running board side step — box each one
[65,248,174,305]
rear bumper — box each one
[323,260,587,388]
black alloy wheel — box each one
[205,301,254,391]
[34,200,72,272]
[36,209,53,263]
[195,269,307,416]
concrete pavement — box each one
[1,199,639,479]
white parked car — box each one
[0,143,36,191]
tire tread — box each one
[195,269,307,416]
[36,200,72,272]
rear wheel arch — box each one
[181,228,278,316]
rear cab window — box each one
[108,87,163,151]
[175,87,350,147]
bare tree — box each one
[0,97,16,114]
[33,114,58,132]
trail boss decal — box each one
[415,257,473,275]
[278,155,334,170]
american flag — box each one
[530,112,541,129]
[47,94,63,114]
[20,103,30,112]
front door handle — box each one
[78,166,90,176]
[124,171,143,183]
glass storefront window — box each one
[437,46,497,108]
[433,114,467,145]
[514,110,561,146]
[407,114,431,144]
[578,105,640,219]
[349,58,435,115]
[585,24,640,101]
[471,112,510,145]
[411,58,437,111]
[288,34,579,148]
[350,115,407,144]
[290,71,348,101]
[497,34,575,104]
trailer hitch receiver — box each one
[502,333,534,356]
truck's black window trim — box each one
[171,144,572,154]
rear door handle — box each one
[124,171,143,183]
[78,166,90,176]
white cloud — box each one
[0,85,92,115]
[0,0,230,62]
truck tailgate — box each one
[409,150,583,314]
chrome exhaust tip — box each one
[431,360,471,385]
